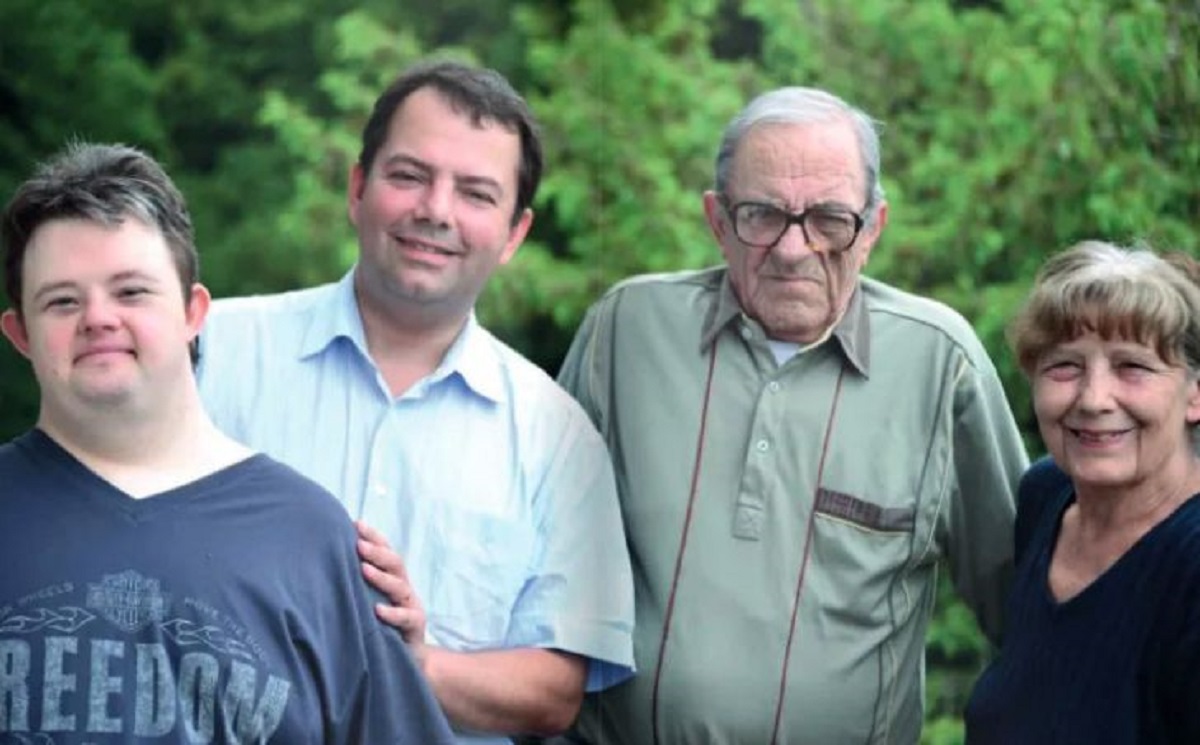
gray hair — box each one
[713,87,885,218]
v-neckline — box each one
[21,429,258,522]
[1040,489,1200,610]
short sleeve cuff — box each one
[507,614,635,692]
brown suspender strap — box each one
[650,340,720,745]
[770,366,847,744]
[650,342,848,744]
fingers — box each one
[362,558,419,606]
[374,602,426,641]
[355,520,391,548]
[358,535,408,580]
[366,563,427,646]
[354,522,428,648]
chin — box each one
[1064,462,1140,491]
[75,385,137,406]
[763,313,827,342]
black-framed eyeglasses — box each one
[722,198,864,253]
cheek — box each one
[1032,383,1074,424]
[461,215,511,252]
[836,248,868,282]
[357,193,389,223]
[27,327,72,373]
[821,255,859,302]
[726,250,761,299]
[357,186,407,222]
[737,245,768,279]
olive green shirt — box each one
[557,267,1027,744]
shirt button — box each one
[372,483,387,496]
[755,439,770,453]
[768,381,781,393]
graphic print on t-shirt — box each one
[0,569,292,742]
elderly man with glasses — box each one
[557,86,1029,744]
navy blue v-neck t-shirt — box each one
[965,458,1200,745]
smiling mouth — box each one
[1069,427,1133,444]
[75,349,135,364]
[394,235,459,257]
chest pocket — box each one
[424,507,537,649]
[808,488,919,632]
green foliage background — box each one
[2,0,1197,739]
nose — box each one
[1077,367,1116,412]
[79,294,119,334]
[413,179,453,228]
[768,222,819,267]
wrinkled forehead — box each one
[728,120,866,197]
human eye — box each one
[386,168,424,186]
[807,209,856,237]
[42,295,78,313]
[116,285,151,302]
[1114,357,1161,379]
[736,203,785,231]
[1038,356,1081,381]
[462,187,498,206]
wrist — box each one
[417,643,441,682]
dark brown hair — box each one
[358,59,543,225]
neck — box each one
[1073,455,1200,534]
[354,281,470,398]
[38,386,250,498]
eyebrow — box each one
[30,281,77,303]
[809,199,860,212]
[736,197,860,212]
[380,154,505,194]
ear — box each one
[347,163,367,226]
[184,283,212,342]
[498,207,534,266]
[1185,373,1200,426]
[854,199,889,268]
[702,190,729,243]
[0,309,31,359]
[704,190,742,266]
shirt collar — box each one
[436,314,507,403]
[700,269,871,376]
[298,267,506,403]
[299,269,370,360]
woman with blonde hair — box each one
[965,240,1200,743]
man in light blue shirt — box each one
[196,60,635,744]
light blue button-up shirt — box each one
[196,270,635,744]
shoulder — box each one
[0,438,31,482]
[590,266,724,312]
[861,276,984,347]
[571,267,727,358]
[0,437,23,465]
[0,431,53,472]
[1161,495,1200,554]
[472,329,611,471]
[221,454,355,532]
[479,328,596,424]
[1014,456,1073,559]
[205,283,336,335]
[1018,456,1073,498]
[198,283,340,383]
[861,276,994,367]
